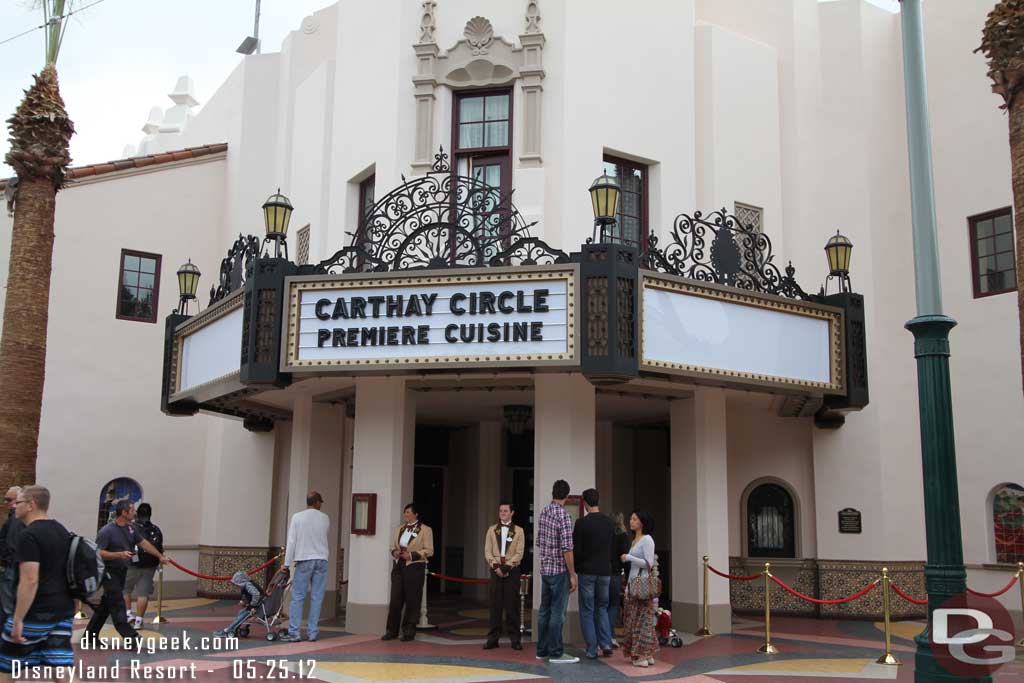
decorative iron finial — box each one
[525,0,541,33]
[419,0,437,44]
[431,145,450,173]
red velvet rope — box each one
[168,555,281,582]
[428,571,532,585]
[770,575,878,605]
[966,574,1019,598]
[708,565,760,581]
[890,582,928,605]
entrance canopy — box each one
[161,155,868,429]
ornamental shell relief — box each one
[464,16,494,55]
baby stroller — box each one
[655,606,683,648]
[219,566,291,642]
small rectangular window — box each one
[602,155,649,250]
[969,207,1017,298]
[116,249,161,323]
[735,202,763,233]
[456,93,510,151]
[296,225,311,265]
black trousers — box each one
[487,566,521,644]
[386,560,425,638]
[86,566,138,640]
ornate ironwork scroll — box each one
[209,234,261,306]
[318,147,567,274]
[642,208,811,301]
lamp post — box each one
[898,2,982,681]
[262,188,294,259]
[824,230,853,294]
[176,260,201,315]
[588,172,620,244]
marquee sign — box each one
[282,266,579,372]
[640,273,845,393]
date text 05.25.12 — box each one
[232,659,317,679]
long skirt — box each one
[622,595,658,661]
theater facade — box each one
[4,0,1022,639]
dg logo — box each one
[931,593,1016,678]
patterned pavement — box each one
[67,595,1024,682]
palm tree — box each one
[978,0,1024,396]
[0,1,75,489]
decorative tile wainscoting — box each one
[728,557,927,619]
[197,545,283,598]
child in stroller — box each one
[218,567,291,641]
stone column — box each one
[345,377,416,635]
[412,32,440,174]
[518,32,545,167]
[670,388,731,634]
[463,421,503,602]
[286,394,345,621]
[533,373,595,644]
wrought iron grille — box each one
[209,234,261,306]
[642,208,811,301]
[318,147,567,274]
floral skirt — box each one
[622,595,658,661]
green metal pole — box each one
[898,2,989,682]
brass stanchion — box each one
[695,555,712,637]
[73,600,87,620]
[1017,562,1024,648]
[519,572,531,637]
[151,566,168,624]
[416,570,436,630]
[875,568,899,665]
[756,562,778,654]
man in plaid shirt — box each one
[534,479,578,663]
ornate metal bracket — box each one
[318,147,566,273]
[209,234,261,306]
[642,208,812,301]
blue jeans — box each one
[577,574,612,656]
[289,559,328,638]
[536,572,570,658]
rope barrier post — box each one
[756,562,778,654]
[695,555,712,637]
[416,570,436,630]
[875,568,898,665]
[1018,562,1024,648]
[73,600,86,620]
[519,572,531,637]
[151,565,168,624]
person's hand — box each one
[495,567,505,578]
[620,554,629,563]
[159,555,169,565]
[569,573,578,594]
[10,618,24,644]
[401,551,412,562]
[120,551,133,560]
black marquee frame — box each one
[163,157,868,430]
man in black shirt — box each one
[123,503,164,628]
[572,488,614,659]
[86,501,167,641]
[0,485,75,680]
[0,488,24,628]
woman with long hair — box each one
[619,510,657,667]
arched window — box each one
[993,483,1024,563]
[746,482,796,558]
[97,478,143,532]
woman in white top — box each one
[619,510,658,667]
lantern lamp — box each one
[824,230,853,293]
[588,173,620,243]
[176,259,201,314]
[503,405,533,435]
[262,188,294,258]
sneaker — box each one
[535,654,547,660]
[548,654,579,664]
[632,659,649,668]
[647,657,656,665]
[306,634,318,642]
[601,648,613,657]
[132,616,144,629]
[611,639,620,648]
[277,633,301,643]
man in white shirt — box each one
[279,491,330,642]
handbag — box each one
[627,554,661,600]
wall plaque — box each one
[838,507,862,534]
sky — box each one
[0,0,901,178]
[0,0,331,176]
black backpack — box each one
[67,534,105,603]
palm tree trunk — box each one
[1011,98,1024,397]
[0,176,57,489]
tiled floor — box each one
[70,595,1024,682]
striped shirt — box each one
[536,502,574,576]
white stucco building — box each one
[0,0,1020,639]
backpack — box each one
[134,522,163,568]
[67,534,105,603]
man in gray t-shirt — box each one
[85,501,166,640]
